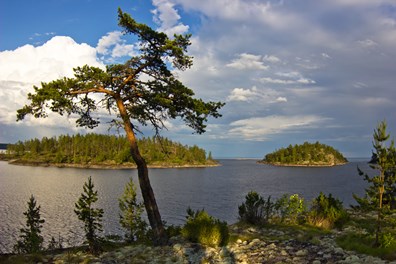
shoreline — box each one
[6,159,220,169]
[257,161,348,167]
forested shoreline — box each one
[260,141,348,167]
[3,134,217,168]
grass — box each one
[336,233,396,261]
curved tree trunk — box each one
[116,98,167,245]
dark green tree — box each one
[353,120,396,246]
[16,9,224,245]
[14,195,45,254]
[119,178,147,242]
[74,176,104,254]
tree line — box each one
[262,141,348,165]
[6,133,215,166]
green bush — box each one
[275,194,307,224]
[238,191,274,225]
[181,208,229,247]
[307,192,349,229]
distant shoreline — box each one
[6,159,220,170]
[257,161,348,167]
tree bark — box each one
[116,97,167,245]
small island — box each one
[2,134,218,168]
[259,141,348,167]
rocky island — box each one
[259,141,348,167]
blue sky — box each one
[1,0,396,158]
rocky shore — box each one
[9,224,394,264]
[6,159,220,169]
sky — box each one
[1,0,396,158]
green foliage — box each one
[263,141,348,166]
[119,178,147,242]
[74,176,104,254]
[13,195,45,254]
[336,233,396,260]
[307,192,349,229]
[181,208,229,247]
[275,194,307,224]
[238,191,275,225]
[353,120,396,246]
[6,134,214,166]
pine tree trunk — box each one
[116,98,167,245]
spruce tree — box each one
[353,120,396,246]
[14,195,45,254]
[119,178,147,242]
[74,176,103,254]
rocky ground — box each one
[12,224,393,264]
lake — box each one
[0,159,372,253]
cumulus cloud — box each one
[152,0,189,36]
[226,53,269,70]
[229,115,328,141]
[96,31,136,61]
[0,36,104,129]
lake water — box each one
[0,159,372,253]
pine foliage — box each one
[119,178,147,242]
[13,195,45,254]
[74,176,104,254]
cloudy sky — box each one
[1,0,396,158]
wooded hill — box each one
[5,134,216,167]
[260,141,348,166]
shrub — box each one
[238,191,274,225]
[14,195,45,254]
[275,194,307,224]
[181,208,229,247]
[74,176,104,254]
[119,178,147,242]
[307,192,349,229]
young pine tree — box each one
[14,195,45,254]
[353,120,396,246]
[74,176,104,254]
[119,178,147,242]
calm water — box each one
[0,159,371,253]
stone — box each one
[295,249,308,256]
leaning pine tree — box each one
[16,9,224,245]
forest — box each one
[261,141,348,166]
[5,133,216,167]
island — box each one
[258,141,348,167]
[2,134,218,168]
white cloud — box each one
[259,77,315,85]
[275,97,287,102]
[229,115,328,141]
[226,53,269,70]
[227,86,287,104]
[227,87,259,101]
[258,71,316,85]
[0,36,104,127]
[152,0,189,36]
[96,31,136,60]
[263,55,281,63]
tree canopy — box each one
[16,9,224,245]
[261,141,348,166]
